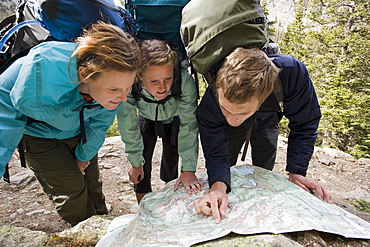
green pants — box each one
[23,134,108,226]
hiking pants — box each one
[227,112,281,170]
[134,115,179,193]
[22,134,108,226]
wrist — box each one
[211,181,227,193]
[181,171,195,174]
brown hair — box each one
[72,21,140,80]
[215,47,280,104]
[137,39,178,78]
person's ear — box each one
[78,67,89,83]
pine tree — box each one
[281,0,370,158]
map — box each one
[97,164,370,247]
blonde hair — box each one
[72,21,139,80]
[137,39,178,78]
[216,47,280,104]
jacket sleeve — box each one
[0,103,26,177]
[177,71,199,172]
[197,87,231,193]
[277,55,321,176]
[116,95,145,167]
[74,108,117,162]
[0,58,27,176]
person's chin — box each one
[105,102,120,110]
[156,93,168,100]
[228,121,243,127]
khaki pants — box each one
[23,134,107,226]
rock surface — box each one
[0,136,369,246]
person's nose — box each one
[119,89,129,102]
[158,81,166,90]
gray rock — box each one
[8,169,35,189]
[358,158,370,166]
[55,215,114,244]
[0,225,49,247]
[193,233,302,247]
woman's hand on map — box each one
[174,171,203,194]
[193,181,228,224]
[128,166,144,184]
[288,173,332,203]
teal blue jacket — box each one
[0,42,117,176]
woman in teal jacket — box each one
[0,22,139,226]
[117,39,202,204]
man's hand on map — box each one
[128,166,144,184]
[174,171,203,194]
[193,181,228,224]
[288,173,332,203]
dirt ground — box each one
[0,136,369,246]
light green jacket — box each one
[117,69,198,171]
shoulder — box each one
[24,42,77,73]
[180,69,195,83]
[21,41,78,84]
[198,86,217,110]
[11,42,80,119]
[180,68,197,94]
[268,54,302,69]
[29,41,76,57]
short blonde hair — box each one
[216,47,280,104]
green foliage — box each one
[106,117,120,137]
[280,0,370,158]
[0,0,17,22]
[197,74,208,99]
[350,199,370,213]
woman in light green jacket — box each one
[117,39,202,204]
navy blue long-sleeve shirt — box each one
[197,54,321,193]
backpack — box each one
[180,0,269,75]
[124,0,190,141]
[0,0,49,68]
[0,0,136,70]
[180,0,283,99]
[125,0,190,109]
[125,0,189,62]
[0,0,136,182]
[180,0,283,161]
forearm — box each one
[117,100,145,167]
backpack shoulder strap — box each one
[273,78,284,103]
[0,14,16,31]
[132,65,183,104]
[130,81,142,101]
[170,64,182,100]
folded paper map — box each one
[97,164,370,246]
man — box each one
[194,47,332,223]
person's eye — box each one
[109,88,118,92]
[164,77,172,81]
[150,80,158,84]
